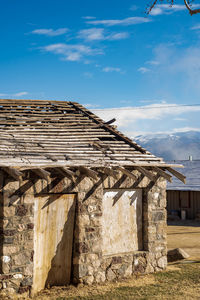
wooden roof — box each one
[0,99,186,184]
[0,99,164,166]
[0,99,184,180]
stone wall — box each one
[0,170,34,295]
[0,168,167,295]
[72,169,167,285]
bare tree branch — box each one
[147,0,200,15]
[147,0,159,14]
[184,0,200,15]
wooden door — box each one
[32,194,76,294]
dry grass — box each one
[1,263,200,300]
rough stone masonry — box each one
[0,168,167,295]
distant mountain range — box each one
[134,131,200,161]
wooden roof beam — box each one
[32,168,50,180]
[105,118,116,125]
[117,167,137,181]
[166,167,186,184]
[100,167,119,179]
[153,167,172,183]
[78,166,99,180]
[134,166,156,182]
[2,167,23,181]
[56,167,76,178]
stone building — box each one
[0,99,185,296]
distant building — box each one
[167,159,200,219]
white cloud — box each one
[83,103,100,108]
[126,127,200,138]
[171,127,200,133]
[191,24,200,30]
[108,32,129,40]
[92,103,200,129]
[138,67,150,73]
[150,4,185,16]
[42,43,103,61]
[13,92,28,97]
[0,92,28,98]
[150,4,200,16]
[31,28,68,36]
[82,16,96,20]
[174,118,187,121]
[102,67,122,73]
[139,99,163,103]
[78,28,129,41]
[78,28,105,41]
[86,17,151,26]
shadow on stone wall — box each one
[45,204,75,287]
[0,194,3,273]
[0,171,5,274]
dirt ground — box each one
[167,220,200,260]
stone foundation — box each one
[0,168,167,295]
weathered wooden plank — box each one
[31,168,50,180]
[2,167,23,180]
[134,166,156,182]
[117,167,137,181]
[100,167,119,179]
[56,167,76,178]
[166,167,186,184]
[153,167,172,182]
[78,166,99,180]
[0,99,180,173]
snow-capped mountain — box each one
[134,131,200,160]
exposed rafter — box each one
[105,118,116,125]
[78,166,99,180]
[100,167,119,179]
[134,166,156,182]
[117,167,137,181]
[166,167,186,184]
[56,167,76,178]
[154,167,172,183]
[2,167,23,181]
[32,168,50,180]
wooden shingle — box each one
[0,99,181,171]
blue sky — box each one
[1,0,200,137]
